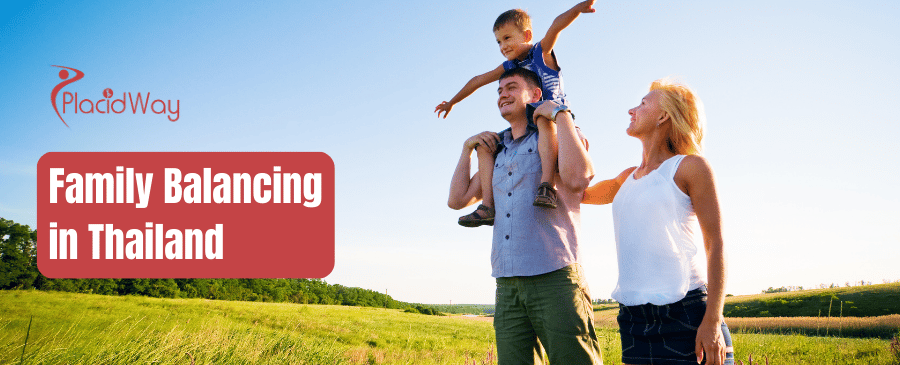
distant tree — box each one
[0,218,38,289]
[148,279,179,298]
[763,286,790,294]
[83,279,119,295]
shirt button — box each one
[508,172,512,176]
[508,192,512,197]
[505,235,510,240]
[506,213,510,218]
[528,149,533,152]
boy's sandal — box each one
[533,182,558,209]
[458,204,495,227]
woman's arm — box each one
[582,167,635,205]
[676,155,728,365]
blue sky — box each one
[1,0,898,304]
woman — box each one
[582,78,734,365]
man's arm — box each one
[533,102,593,192]
[448,131,501,209]
[540,0,596,70]
[436,65,506,119]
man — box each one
[447,67,602,364]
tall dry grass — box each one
[726,314,900,339]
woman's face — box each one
[627,90,666,137]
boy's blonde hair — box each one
[650,78,705,156]
[494,9,532,32]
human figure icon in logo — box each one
[51,65,84,128]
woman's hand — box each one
[695,318,726,364]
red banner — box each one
[37,152,334,278]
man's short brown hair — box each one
[499,68,542,91]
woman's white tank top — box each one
[610,155,706,306]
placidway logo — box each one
[51,65,180,128]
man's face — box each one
[497,75,540,119]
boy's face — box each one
[494,23,532,61]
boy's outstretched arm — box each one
[540,0,596,70]
[435,64,505,118]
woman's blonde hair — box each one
[650,78,705,155]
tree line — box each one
[0,217,441,314]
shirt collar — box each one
[500,122,538,145]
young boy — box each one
[436,1,595,227]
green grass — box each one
[732,333,897,364]
[1,290,898,364]
[724,282,900,318]
[0,290,496,364]
[427,304,495,315]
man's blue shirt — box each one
[490,124,586,277]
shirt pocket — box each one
[513,147,542,177]
[493,140,541,187]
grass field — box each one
[428,304,495,315]
[2,290,899,364]
[723,282,900,318]
[726,315,900,339]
